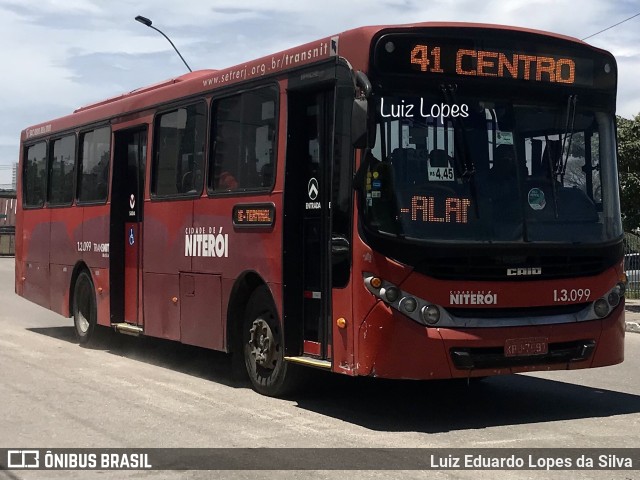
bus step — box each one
[284,356,331,369]
[112,323,143,336]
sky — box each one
[0,0,639,187]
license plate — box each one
[505,337,548,357]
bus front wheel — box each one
[73,270,98,345]
[243,286,300,396]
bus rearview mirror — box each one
[351,98,375,149]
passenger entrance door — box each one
[284,89,335,360]
[110,127,146,326]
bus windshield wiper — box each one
[441,84,475,179]
[543,134,560,219]
[441,84,479,219]
[558,94,578,184]
[547,94,577,219]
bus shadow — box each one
[27,325,640,433]
[291,372,640,433]
[27,326,245,388]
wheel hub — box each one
[249,318,277,369]
[77,312,90,333]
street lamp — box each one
[134,15,192,72]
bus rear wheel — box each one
[73,270,98,345]
[243,286,300,396]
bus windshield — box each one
[362,94,622,244]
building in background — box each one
[12,163,17,190]
[0,191,16,256]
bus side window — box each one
[48,135,76,206]
[152,101,206,197]
[209,85,278,193]
[23,141,47,208]
[78,126,110,204]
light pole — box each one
[134,15,192,72]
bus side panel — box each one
[143,201,192,337]
[50,209,80,265]
[81,207,111,325]
[180,273,223,350]
[142,272,180,340]
[193,194,283,351]
[49,265,72,317]
[81,207,110,270]
[92,268,111,328]
[331,279,356,374]
[49,208,82,316]
[143,202,192,275]
[20,210,51,309]
[192,195,281,280]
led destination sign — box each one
[232,203,276,228]
[374,33,611,88]
[400,196,471,224]
[410,45,576,84]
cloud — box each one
[0,0,639,180]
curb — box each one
[627,321,640,334]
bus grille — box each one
[450,340,595,370]
[418,255,605,281]
[447,303,589,319]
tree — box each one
[617,113,640,231]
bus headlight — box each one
[363,273,446,327]
[384,287,400,303]
[421,305,440,325]
[606,282,626,308]
[400,297,417,313]
[594,298,609,318]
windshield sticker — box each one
[528,188,547,211]
[496,131,514,145]
[428,166,455,182]
[402,125,412,148]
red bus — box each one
[16,22,625,396]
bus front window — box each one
[362,95,622,245]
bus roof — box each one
[22,21,596,142]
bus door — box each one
[284,87,335,361]
[110,127,146,327]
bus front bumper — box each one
[355,301,625,380]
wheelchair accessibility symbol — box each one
[129,228,135,246]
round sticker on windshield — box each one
[528,188,546,211]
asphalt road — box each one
[0,257,639,480]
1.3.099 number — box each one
[553,289,591,302]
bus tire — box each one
[73,270,99,346]
[243,286,300,396]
